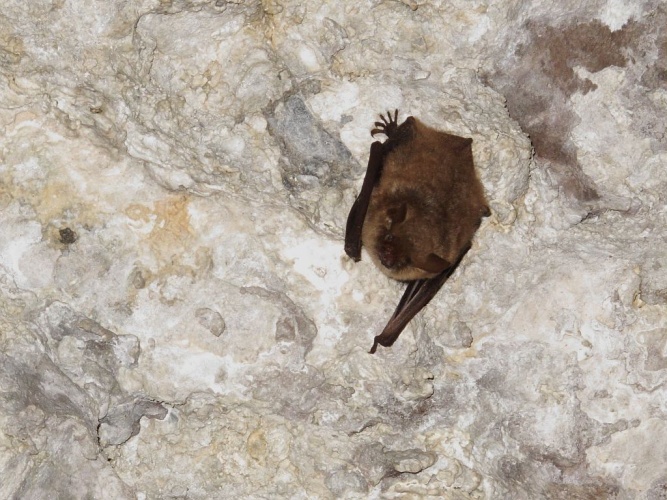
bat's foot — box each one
[371,109,399,139]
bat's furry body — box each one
[345,111,488,353]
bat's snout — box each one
[378,236,402,269]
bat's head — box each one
[363,198,450,281]
[375,202,410,270]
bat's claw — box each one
[370,109,399,139]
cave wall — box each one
[1,0,666,497]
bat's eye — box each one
[387,203,407,225]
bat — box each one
[345,110,489,353]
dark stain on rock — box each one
[483,18,646,205]
[502,19,635,167]
[646,476,667,500]
[520,20,633,97]
[264,94,354,192]
[641,56,667,90]
[0,352,99,436]
[640,256,667,305]
[639,6,667,91]
[59,227,78,244]
[547,161,600,203]
[543,480,620,499]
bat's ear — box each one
[413,253,450,274]
[448,136,473,152]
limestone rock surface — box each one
[1,0,666,498]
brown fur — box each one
[361,117,488,281]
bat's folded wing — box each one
[344,141,385,261]
[369,244,471,353]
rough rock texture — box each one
[1,0,665,498]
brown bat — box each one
[345,110,489,353]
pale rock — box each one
[0,0,665,498]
